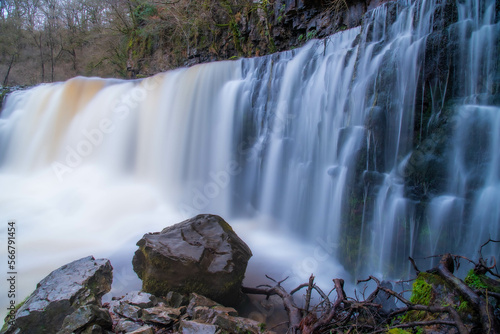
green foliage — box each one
[132,3,158,24]
[277,4,286,23]
[400,274,434,323]
[306,29,317,41]
[410,276,433,306]
[464,269,488,289]
[457,300,469,312]
[387,328,412,334]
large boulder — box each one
[3,256,112,334]
[132,214,252,306]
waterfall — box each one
[0,0,498,314]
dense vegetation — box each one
[0,0,358,85]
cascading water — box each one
[0,0,498,318]
[419,0,500,267]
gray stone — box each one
[114,319,143,333]
[133,214,252,306]
[192,305,239,322]
[57,305,112,334]
[80,324,106,334]
[119,291,157,308]
[3,256,112,334]
[212,305,238,317]
[180,320,217,334]
[373,280,397,315]
[165,291,189,308]
[141,304,183,325]
[186,293,219,317]
[213,313,266,334]
[128,326,154,334]
[113,302,142,321]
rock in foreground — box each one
[132,214,252,306]
[3,256,112,334]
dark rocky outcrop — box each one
[2,256,113,334]
[131,0,383,76]
[132,214,252,307]
[109,291,271,334]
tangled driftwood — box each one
[243,240,500,333]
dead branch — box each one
[301,279,347,334]
[242,277,302,333]
[304,274,314,314]
[241,243,500,334]
[409,256,420,274]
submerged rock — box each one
[3,256,112,334]
[132,214,252,306]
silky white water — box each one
[0,0,498,320]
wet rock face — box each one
[3,256,113,334]
[132,214,252,307]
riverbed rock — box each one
[106,289,271,334]
[132,214,252,306]
[118,291,158,308]
[3,256,112,334]
[57,305,112,334]
[180,319,217,334]
[140,304,184,325]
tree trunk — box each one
[40,42,45,82]
[3,54,16,86]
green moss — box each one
[457,300,469,312]
[306,29,317,41]
[387,329,412,334]
[410,275,433,306]
[400,273,436,323]
[464,269,489,290]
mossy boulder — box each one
[403,271,478,325]
[132,214,252,307]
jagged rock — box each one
[113,303,142,321]
[192,305,240,323]
[212,313,266,334]
[119,291,157,308]
[165,291,189,308]
[180,320,217,334]
[186,293,219,317]
[57,305,112,334]
[128,326,154,334]
[3,256,112,334]
[212,305,238,317]
[80,324,112,334]
[373,281,397,315]
[133,214,252,306]
[141,304,184,325]
[114,319,143,333]
[183,293,266,333]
